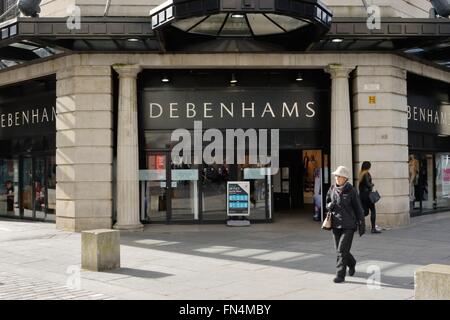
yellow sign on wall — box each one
[369,96,376,104]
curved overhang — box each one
[150,0,332,50]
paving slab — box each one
[1,212,450,300]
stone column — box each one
[56,66,114,232]
[353,65,409,228]
[325,65,354,182]
[113,65,143,231]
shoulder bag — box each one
[322,213,332,230]
[369,190,381,204]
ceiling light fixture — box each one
[230,73,238,84]
[295,71,304,82]
[332,38,344,43]
[161,74,170,83]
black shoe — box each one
[371,229,382,234]
[333,277,345,283]
[349,265,356,276]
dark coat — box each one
[326,182,365,230]
[358,172,374,206]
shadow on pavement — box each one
[103,268,172,279]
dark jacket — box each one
[326,182,365,230]
[358,172,374,205]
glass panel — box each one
[34,158,46,219]
[422,154,434,210]
[142,154,167,222]
[247,14,283,36]
[435,153,450,210]
[220,14,252,36]
[303,150,323,221]
[170,154,199,221]
[22,158,33,218]
[190,14,227,36]
[46,156,56,221]
[0,159,19,218]
[265,14,308,32]
[201,163,231,221]
[172,16,208,32]
[240,165,269,220]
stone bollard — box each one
[82,229,120,272]
[415,264,450,300]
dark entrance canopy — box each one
[0,10,448,71]
[149,0,332,50]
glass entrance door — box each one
[141,152,169,223]
[171,154,199,221]
[34,157,46,219]
[21,157,34,218]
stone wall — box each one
[324,0,431,18]
[352,65,410,228]
[56,65,114,231]
[38,0,432,18]
[0,53,448,231]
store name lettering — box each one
[0,106,56,128]
[148,102,316,119]
[407,105,450,125]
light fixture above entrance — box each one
[149,0,332,39]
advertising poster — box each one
[227,182,250,216]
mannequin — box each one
[409,155,419,203]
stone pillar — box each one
[56,66,114,232]
[325,65,354,182]
[353,65,409,228]
[113,65,143,231]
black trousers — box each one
[363,201,377,230]
[332,228,356,278]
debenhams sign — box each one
[141,89,328,129]
[0,104,56,139]
[408,92,450,135]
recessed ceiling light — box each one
[127,38,140,42]
[230,73,238,84]
[332,38,343,43]
[231,14,244,18]
[161,73,170,83]
[296,71,303,82]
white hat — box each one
[332,166,350,179]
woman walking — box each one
[326,166,365,283]
[358,161,381,234]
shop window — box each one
[436,153,450,210]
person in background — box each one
[358,161,381,234]
[326,166,365,283]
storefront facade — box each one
[0,0,449,231]
[0,76,56,221]
[407,73,450,216]
[137,69,331,223]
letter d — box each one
[149,103,163,118]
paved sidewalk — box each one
[1,212,450,300]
